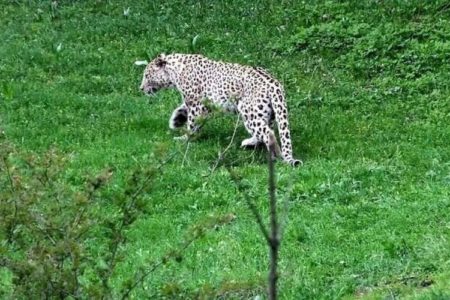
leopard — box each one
[139,53,301,166]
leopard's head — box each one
[139,54,174,95]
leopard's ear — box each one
[156,53,167,68]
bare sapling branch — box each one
[210,114,241,174]
[227,132,282,300]
[267,134,279,300]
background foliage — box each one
[1,0,449,299]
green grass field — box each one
[1,1,450,299]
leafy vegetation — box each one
[1,0,449,298]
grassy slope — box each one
[1,0,449,298]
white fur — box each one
[240,136,259,147]
[169,110,178,130]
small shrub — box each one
[0,141,157,298]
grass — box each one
[1,0,450,298]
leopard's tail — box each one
[271,88,302,167]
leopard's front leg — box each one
[174,96,208,141]
[169,104,188,130]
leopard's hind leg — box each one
[238,100,281,160]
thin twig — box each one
[3,156,18,243]
[128,151,177,205]
[435,2,450,15]
[121,237,197,300]
[181,141,190,167]
[120,211,238,300]
[244,194,271,243]
[278,180,294,242]
[103,152,177,295]
[209,114,241,174]
[227,167,270,243]
[2,156,15,193]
